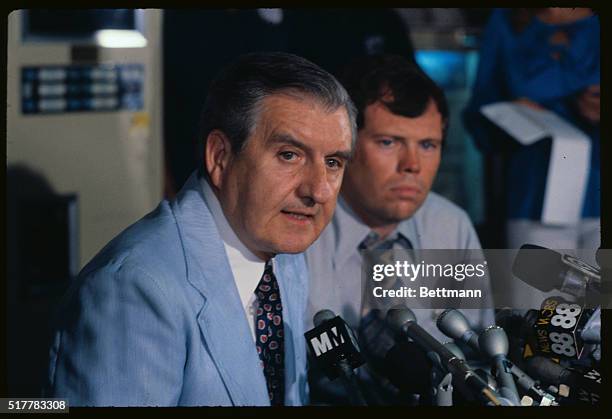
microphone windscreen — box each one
[525,356,568,385]
[313,309,336,327]
[512,244,564,292]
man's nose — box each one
[398,144,420,173]
[298,162,334,206]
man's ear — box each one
[205,130,233,189]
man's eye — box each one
[378,138,395,147]
[279,151,297,161]
[420,140,438,150]
[326,158,343,170]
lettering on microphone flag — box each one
[309,326,345,356]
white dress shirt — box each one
[200,177,268,341]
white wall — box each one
[7,10,164,268]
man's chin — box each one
[381,204,422,224]
[267,237,317,255]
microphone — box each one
[530,296,591,360]
[386,306,506,406]
[443,342,466,361]
[581,306,600,344]
[437,308,556,403]
[513,245,601,297]
[437,308,479,352]
[479,326,520,405]
[425,341,466,374]
[304,310,367,405]
[474,368,497,392]
[526,356,600,405]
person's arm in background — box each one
[507,12,599,105]
[576,84,600,125]
[496,9,600,125]
[464,9,601,146]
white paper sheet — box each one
[481,102,549,145]
[480,102,591,225]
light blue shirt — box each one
[306,191,495,342]
[305,192,496,405]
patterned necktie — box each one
[255,260,284,406]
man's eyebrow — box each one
[269,133,312,152]
[269,133,352,160]
[373,133,443,143]
[418,137,443,143]
[328,149,352,161]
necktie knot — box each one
[359,231,413,251]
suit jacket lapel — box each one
[171,173,270,406]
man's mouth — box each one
[389,185,421,198]
[280,210,315,223]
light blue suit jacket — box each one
[46,173,309,406]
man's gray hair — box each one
[199,52,357,156]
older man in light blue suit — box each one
[46,52,356,406]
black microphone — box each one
[386,306,506,406]
[513,245,601,297]
[474,368,497,392]
[525,356,600,405]
[443,342,466,361]
[304,310,367,405]
[479,326,520,405]
[529,296,591,361]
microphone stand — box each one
[432,372,453,406]
[337,360,367,406]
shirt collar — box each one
[199,175,263,263]
[332,196,375,270]
[397,214,419,248]
[332,195,417,269]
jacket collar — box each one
[171,172,270,405]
